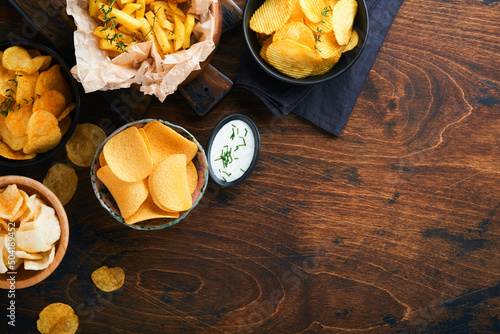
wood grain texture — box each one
[0,0,499,333]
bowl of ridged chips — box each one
[243,0,369,84]
[91,119,208,230]
[0,41,80,167]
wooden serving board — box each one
[7,0,242,119]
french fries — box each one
[88,0,197,58]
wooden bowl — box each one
[181,0,223,85]
[0,175,69,289]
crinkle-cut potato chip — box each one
[2,46,51,75]
[97,165,149,219]
[5,104,32,138]
[311,52,341,75]
[15,70,38,105]
[0,114,27,151]
[65,123,106,167]
[256,32,270,47]
[23,110,62,154]
[57,102,75,122]
[315,30,343,59]
[143,121,198,167]
[0,184,23,220]
[260,36,274,61]
[58,115,72,136]
[249,0,293,34]
[149,154,192,212]
[332,0,357,45]
[33,90,66,118]
[186,161,198,195]
[37,302,79,334]
[342,28,359,52]
[0,141,35,160]
[24,244,55,270]
[91,266,125,292]
[299,0,325,22]
[43,163,78,205]
[0,218,8,232]
[124,195,179,225]
[304,6,334,34]
[266,39,322,79]
[103,126,153,183]
[288,0,304,23]
[274,22,316,50]
[35,64,72,103]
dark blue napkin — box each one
[235,0,405,135]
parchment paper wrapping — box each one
[67,0,216,101]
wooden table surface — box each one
[1,0,499,333]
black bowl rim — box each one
[206,114,261,188]
[242,0,370,85]
[0,40,81,167]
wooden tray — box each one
[7,0,242,118]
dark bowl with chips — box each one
[0,41,80,168]
[242,0,369,85]
[90,119,209,231]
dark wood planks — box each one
[0,0,499,333]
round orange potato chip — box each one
[342,28,359,52]
[103,126,153,182]
[37,302,79,334]
[143,121,197,168]
[266,39,322,79]
[149,154,192,212]
[96,165,149,218]
[186,161,198,194]
[0,141,35,160]
[310,52,341,76]
[0,114,27,151]
[91,266,125,292]
[2,46,50,75]
[43,163,78,205]
[65,123,106,167]
[124,195,179,225]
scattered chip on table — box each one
[43,163,78,205]
[65,123,106,167]
[37,302,79,334]
[91,266,125,292]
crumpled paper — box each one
[67,0,217,101]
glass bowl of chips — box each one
[243,0,369,84]
[0,41,80,167]
[90,119,208,230]
[0,175,69,289]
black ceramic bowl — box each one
[243,0,369,85]
[0,41,80,167]
[206,114,261,188]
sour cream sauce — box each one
[209,120,255,183]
